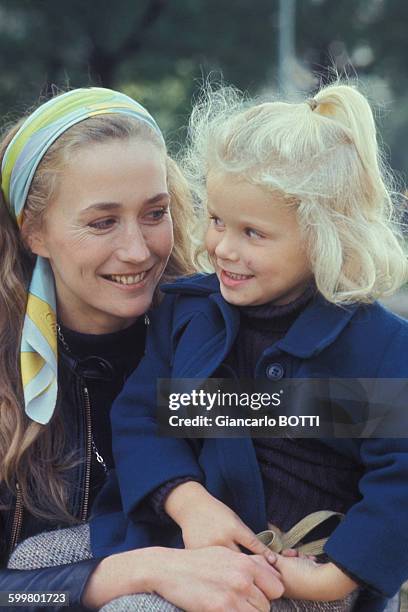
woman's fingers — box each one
[251,553,281,579]
[238,525,276,560]
[245,584,272,612]
[250,555,285,600]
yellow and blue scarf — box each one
[1,87,163,425]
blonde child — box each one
[92,83,408,611]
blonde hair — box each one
[183,82,408,304]
[0,111,195,523]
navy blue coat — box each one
[91,274,408,611]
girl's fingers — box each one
[280,548,317,561]
[281,548,298,557]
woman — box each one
[0,87,283,611]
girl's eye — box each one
[245,227,263,239]
[145,207,168,222]
[88,218,116,231]
[209,215,224,228]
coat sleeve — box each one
[0,558,101,611]
[110,295,204,520]
[324,436,408,597]
[324,322,408,597]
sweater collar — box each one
[58,316,146,361]
[239,283,316,323]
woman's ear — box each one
[22,224,50,258]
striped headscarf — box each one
[1,87,164,425]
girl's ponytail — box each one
[312,84,386,203]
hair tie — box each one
[306,98,318,111]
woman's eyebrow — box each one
[146,192,170,204]
[80,202,122,215]
[80,193,170,216]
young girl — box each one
[91,83,408,611]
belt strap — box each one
[257,510,344,555]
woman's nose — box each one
[117,224,150,263]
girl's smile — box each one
[219,269,255,287]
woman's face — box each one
[28,138,173,334]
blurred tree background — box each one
[0,0,407,177]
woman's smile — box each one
[100,267,152,289]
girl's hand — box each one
[165,481,274,558]
[83,546,284,611]
[280,548,317,561]
[273,554,358,601]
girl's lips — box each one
[220,269,254,288]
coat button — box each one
[266,363,284,380]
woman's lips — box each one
[220,269,254,288]
[100,268,152,289]
[104,271,147,285]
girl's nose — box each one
[214,233,240,262]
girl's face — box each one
[28,138,173,334]
[205,172,312,307]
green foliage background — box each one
[0,0,407,177]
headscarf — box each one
[1,87,164,425]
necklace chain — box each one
[56,323,71,352]
[56,316,149,475]
[56,323,108,473]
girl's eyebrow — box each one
[79,193,170,216]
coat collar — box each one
[274,293,359,358]
[162,272,219,296]
[162,273,360,359]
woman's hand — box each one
[82,546,284,611]
[164,481,273,557]
[273,554,358,601]
[148,546,284,612]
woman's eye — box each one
[145,207,168,222]
[245,227,263,238]
[88,218,116,231]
